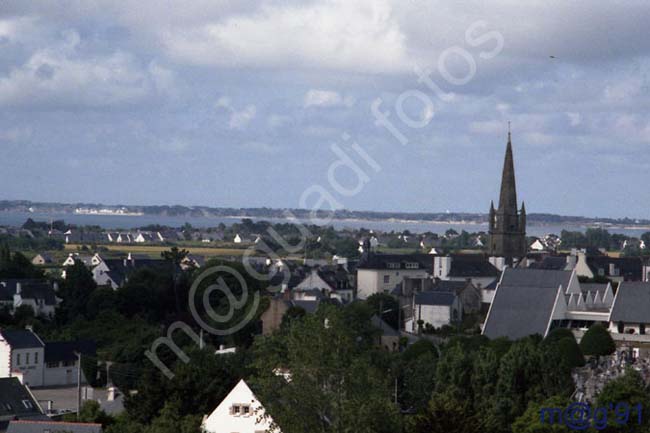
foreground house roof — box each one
[7,421,102,433]
[0,377,43,421]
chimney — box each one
[107,386,117,402]
[219,344,225,351]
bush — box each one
[544,328,585,368]
[580,323,616,357]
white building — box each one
[0,329,93,388]
[406,291,463,331]
[356,253,431,300]
[0,329,45,388]
[202,379,279,433]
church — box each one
[488,130,527,262]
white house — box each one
[356,253,431,300]
[202,379,279,433]
[0,280,59,318]
[0,329,94,388]
[406,291,463,331]
[0,329,45,388]
[233,234,243,244]
[529,238,546,251]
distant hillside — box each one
[1,199,649,228]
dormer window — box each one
[405,262,419,269]
[387,263,400,269]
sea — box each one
[2,211,649,238]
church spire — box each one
[498,129,518,213]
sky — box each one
[1,1,650,218]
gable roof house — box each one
[0,377,44,431]
[405,291,462,332]
[573,250,643,282]
[30,254,52,266]
[0,280,59,318]
[202,379,279,433]
[356,252,432,300]
[482,268,579,340]
[0,330,45,388]
[608,282,650,338]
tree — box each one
[543,328,585,368]
[511,395,571,433]
[58,260,97,321]
[580,323,615,357]
[596,368,650,432]
[366,293,399,330]
[252,305,402,433]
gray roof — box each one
[291,300,321,314]
[610,282,650,323]
[414,291,456,306]
[0,329,44,349]
[371,315,399,337]
[482,268,572,340]
[7,421,102,433]
[0,378,42,419]
[0,280,57,305]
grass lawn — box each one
[64,244,248,257]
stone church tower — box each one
[488,131,526,260]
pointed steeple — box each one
[498,129,518,213]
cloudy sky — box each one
[1,1,649,218]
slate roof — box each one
[609,282,650,323]
[414,291,456,306]
[0,377,42,420]
[580,283,609,294]
[529,256,569,271]
[432,280,469,293]
[357,253,432,272]
[0,329,44,349]
[447,255,499,278]
[586,256,643,281]
[371,315,399,337]
[291,300,321,314]
[482,268,573,340]
[0,280,57,305]
[7,421,102,433]
[44,340,96,364]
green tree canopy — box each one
[579,323,616,357]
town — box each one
[3,2,650,433]
[2,133,650,432]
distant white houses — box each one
[202,379,279,433]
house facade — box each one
[356,252,431,300]
[202,379,279,433]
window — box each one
[405,262,419,269]
[46,362,59,368]
[242,405,251,416]
[16,354,21,366]
[34,352,39,364]
[641,324,646,335]
[26,353,30,365]
[22,400,33,409]
[387,262,400,269]
[383,275,390,284]
[230,404,241,416]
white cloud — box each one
[0,29,173,108]
[304,89,354,108]
[159,0,409,73]
[215,96,256,129]
[229,105,256,129]
[566,112,581,126]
